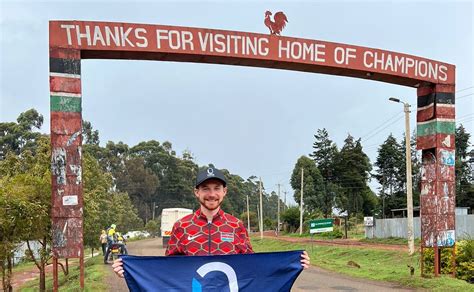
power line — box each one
[457,93,473,100]
[362,115,405,142]
[458,113,474,119]
[360,111,404,140]
[457,118,474,124]
[456,86,474,93]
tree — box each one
[130,140,197,214]
[310,128,339,178]
[0,109,43,159]
[224,172,252,217]
[240,211,258,231]
[0,168,48,291]
[82,120,99,146]
[0,136,51,291]
[455,125,473,209]
[145,220,159,237]
[82,151,114,255]
[82,150,144,254]
[309,128,339,217]
[110,192,144,232]
[290,156,324,213]
[333,135,372,217]
[374,134,405,216]
[115,157,159,222]
[281,207,301,233]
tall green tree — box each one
[81,148,144,254]
[82,151,113,254]
[333,135,372,217]
[374,134,404,216]
[115,157,160,222]
[455,125,473,209]
[290,156,324,213]
[130,140,197,214]
[309,128,339,217]
[0,109,43,159]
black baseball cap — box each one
[195,167,227,188]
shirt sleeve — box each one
[165,221,185,256]
[237,220,254,254]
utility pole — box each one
[256,203,260,235]
[152,202,156,221]
[389,97,415,255]
[246,195,250,232]
[277,184,281,235]
[259,177,263,239]
[403,102,415,256]
[382,181,385,219]
[283,191,287,209]
[299,168,304,235]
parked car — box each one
[124,230,151,239]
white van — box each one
[160,208,193,247]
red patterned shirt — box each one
[165,208,253,256]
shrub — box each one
[422,239,474,283]
[319,228,344,239]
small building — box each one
[390,206,420,218]
[455,207,471,215]
[390,206,471,218]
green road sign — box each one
[309,219,333,234]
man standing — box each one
[166,166,253,256]
[113,166,310,277]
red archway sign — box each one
[49,20,456,289]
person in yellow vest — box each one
[104,224,117,264]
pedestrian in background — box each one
[100,230,107,256]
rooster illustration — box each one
[264,11,288,35]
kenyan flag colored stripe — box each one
[417,133,455,150]
[417,105,434,122]
[50,58,81,75]
[436,104,455,119]
[50,76,81,93]
[417,92,454,108]
[51,94,81,112]
[50,47,80,60]
[417,119,455,137]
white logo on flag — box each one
[194,262,238,292]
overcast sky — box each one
[1,0,472,205]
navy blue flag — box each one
[122,251,303,292]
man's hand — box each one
[300,251,310,269]
[112,258,125,278]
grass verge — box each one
[19,255,108,291]
[12,261,37,273]
[360,237,422,245]
[251,237,474,292]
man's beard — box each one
[198,197,222,211]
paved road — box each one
[106,238,416,291]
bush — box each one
[318,228,344,239]
[422,239,474,282]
